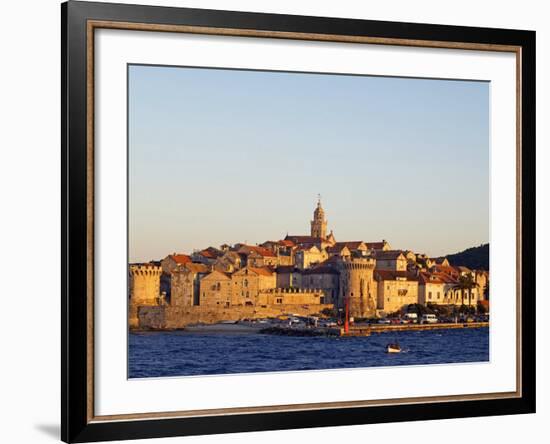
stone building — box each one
[199,270,232,307]
[474,270,489,300]
[427,264,483,306]
[213,251,244,273]
[160,253,192,275]
[237,245,278,268]
[129,263,163,306]
[294,245,328,269]
[375,270,419,314]
[231,266,276,306]
[403,250,417,263]
[275,266,302,288]
[191,247,223,265]
[437,258,451,267]
[418,271,455,305]
[326,244,351,258]
[430,263,460,279]
[159,254,195,299]
[259,240,295,266]
[257,288,327,306]
[329,241,368,257]
[301,265,339,304]
[418,269,485,307]
[374,250,408,271]
[365,240,391,252]
[170,262,209,306]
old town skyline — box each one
[129,65,489,263]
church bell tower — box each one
[310,195,327,239]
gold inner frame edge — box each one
[85,19,523,423]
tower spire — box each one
[310,195,327,238]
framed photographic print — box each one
[61,1,536,442]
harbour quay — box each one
[261,322,489,337]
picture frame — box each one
[61,1,536,442]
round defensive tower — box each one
[129,264,163,306]
[338,257,377,318]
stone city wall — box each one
[135,303,333,330]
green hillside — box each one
[443,243,489,271]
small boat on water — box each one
[386,342,401,353]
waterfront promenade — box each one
[261,321,489,337]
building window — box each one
[428,291,432,299]
[244,279,248,287]
[276,298,283,304]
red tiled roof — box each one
[238,245,276,257]
[278,239,295,247]
[170,254,191,264]
[419,271,458,285]
[193,247,223,259]
[431,264,459,276]
[199,249,217,259]
[248,266,275,277]
[285,235,324,244]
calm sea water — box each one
[128,328,489,378]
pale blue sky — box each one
[129,65,489,263]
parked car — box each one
[378,318,391,324]
[421,314,438,324]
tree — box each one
[477,303,488,315]
[454,274,480,307]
